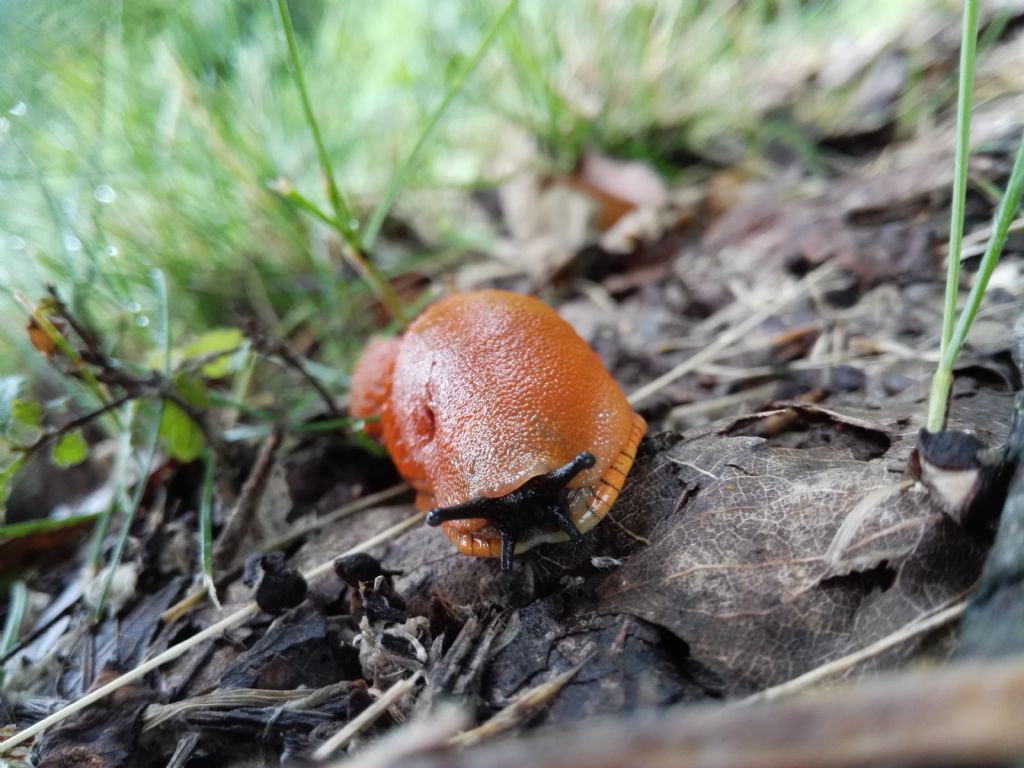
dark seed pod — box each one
[242,551,308,614]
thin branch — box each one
[389,655,1024,768]
[46,285,109,366]
[212,430,281,572]
[312,673,423,760]
[13,394,133,454]
[247,327,342,420]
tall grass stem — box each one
[273,0,407,325]
[361,0,519,251]
[927,0,979,431]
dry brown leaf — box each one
[596,395,1011,693]
[568,152,669,231]
[33,667,155,768]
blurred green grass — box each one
[0,0,939,384]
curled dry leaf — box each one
[217,605,360,692]
[242,551,308,614]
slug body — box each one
[350,290,646,569]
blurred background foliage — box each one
[0,0,950,380]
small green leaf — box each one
[182,328,244,378]
[0,376,25,436]
[51,430,89,468]
[12,399,43,429]
[159,402,205,462]
[0,510,100,542]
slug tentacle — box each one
[426,451,595,570]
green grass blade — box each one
[926,0,979,432]
[198,451,220,608]
[946,138,1024,364]
[92,403,162,620]
[93,270,170,618]
[153,269,171,376]
[273,0,357,248]
[272,0,406,325]
[360,0,519,251]
[0,512,101,542]
[86,399,137,574]
[928,137,1024,431]
[0,581,28,687]
[0,582,27,655]
[940,0,980,355]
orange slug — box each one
[350,290,645,569]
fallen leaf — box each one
[494,173,597,282]
[484,596,713,726]
[596,395,1011,693]
[33,665,155,768]
[219,605,360,691]
[159,403,204,463]
[181,327,245,378]
[0,512,97,579]
[50,430,89,469]
[568,152,669,230]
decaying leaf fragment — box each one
[32,665,155,768]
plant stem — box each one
[86,402,134,575]
[273,0,406,325]
[273,0,356,248]
[945,140,1024,361]
[0,581,27,655]
[927,136,1024,430]
[0,581,27,687]
[93,270,170,618]
[927,0,978,432]
[360,0,519,251]
[14,395,133,455]
[198,451,220,608]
